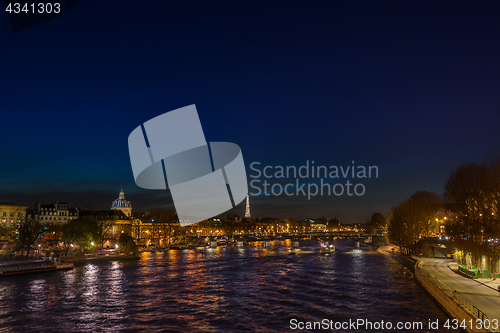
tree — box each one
[387,200,420,254]
[61,216,100,255]
[118,233,138,254]
[444,161,500,255]
[132,218,145,244]
[99,220,115,248]
[409,191,443,237]
[77,216,100,250]
[366,212,386,234]
[45,223,64,250]
[61,219,80,255]
[17,218,42,257]
[387,190,442,254]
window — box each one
[10,212,13,217]
[17,212,21,217]
[2,212,5,217]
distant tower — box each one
[245,195,251,218]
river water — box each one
[0,239,459,332]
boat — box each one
[319,240,336,254]
[0,260,74,276]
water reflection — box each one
[82,263,99,302]
[0,240,459,332]
[27,279,46,312]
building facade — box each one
[33,201,79,225]
[0,203,28,241]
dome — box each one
[111,189,132,209]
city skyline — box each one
[1,1,500,223]
[2,2,500,332]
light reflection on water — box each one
[0,240,459,332]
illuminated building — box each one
[111,189,132,217]
[0,203,27,240]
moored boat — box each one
[0,260,74,276]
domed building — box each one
[111,189,132,217]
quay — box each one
[378,245,500,333]
[416,258,500,333]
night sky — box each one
[1,1,499,223]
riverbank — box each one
[415,260,485,333]
[377,245,416,273]
[415,259,500,333]
[377,245,499,333]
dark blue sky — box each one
[1,1,499,223]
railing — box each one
[416,261,498,331]
[458,265,477,279]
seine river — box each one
[0,240,459,332]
